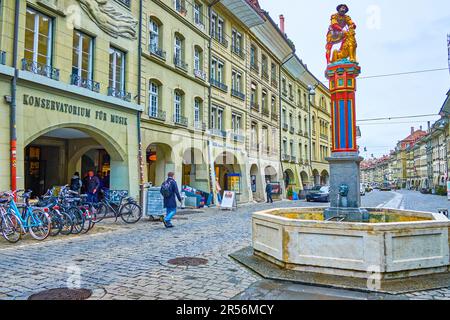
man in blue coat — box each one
[160,172,182,228]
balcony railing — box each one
[297,130,303,136]
[173,114,188,127]
[251,103,260,112]
[107,87,131,102]
[291,156,297,163]
[320,134,329,140]
[282,123,289,131]
[231,89,245,101]
[271,77,278,88]
[209,128,227,138]
[70,74,100,93]
[231,132,245,143]
[149,109,166,121]
[194,19,205,31]
[262,108,270,117]
[282,89,288,97]
[194,69,207,81]
[0,51,5,65]
[212,33,228,48]
[289,94,294,101]
[22,59,60,81]
[194,121,206,131]
[271,113,279,121]
[262,70,269,81]
[282,154,290,161]
[175,4,187,16]
[149,45,166,61]
[290,127,295,134]
[231,46,245,59]
[250,62,259,74]
[174,56,188,71]
[210,78,228,92]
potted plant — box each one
[287,187,294,200]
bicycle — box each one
[1,190,52,241]
[93,191,142,224]
[38,190,74,236]
[58,186,96,234]
[0,196,23,243]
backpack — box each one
[70,177,81,191]
[160,180,173,198]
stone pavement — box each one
[0,192,449,300]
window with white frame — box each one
[174,90,182,122]
[72,30,93,81]
[109,47,126,92]
[149,18,160,52]
[194,2,203,25]
[24,8,53,66]
[174,35,182,64]
[232,70,242,92]
[149,81,159,117]
[194,47,201,71]
[194,98,201,123]
[232,113,242,134]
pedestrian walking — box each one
[160,172,182,228]
[69,172,82,193]
[86,170,101,203]
[266,181,274,204]
[216,177,222,204]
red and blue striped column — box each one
[325,62,361,153]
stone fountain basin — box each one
[253,208,450,280]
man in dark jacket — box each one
[266,181,274,204]
[86,170,101,203]
[160,172,182,228]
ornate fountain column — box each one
[323,5,369,221]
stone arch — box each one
[320,170,330,185]
[25,123,126,162]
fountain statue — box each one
[231,4,450,294]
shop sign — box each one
[220,191,237,211]
[23,94,128,126]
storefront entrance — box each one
[24,128,117,197]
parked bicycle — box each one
[0,190,51,242]
[93,190,142,224]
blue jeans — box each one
[87,192,98,203]
[217,193,222,204]
[165,208,177,223]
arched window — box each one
[149,17,162,53]
[174,90,183,123]
[149,80,160,117]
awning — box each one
[220,0,265,28]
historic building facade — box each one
[0,0,332,203]
[0,0,141,196]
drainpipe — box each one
[137,0,144,207]
[207,0,221,206]
[279,53,295,193]
[10,0,20,195]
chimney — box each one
[420,125,422,131]
[279,15,285,34]
[411,127,414,135]
[428,121,431,132]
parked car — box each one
[306,186,330,203]
[380,183,392,191]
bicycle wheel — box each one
[59,211,74,236]
[80,207,93,234]
[68,207,84,235]
[120,203,142,224]
[28,209,51,241]
[93,203,109,223]
[1,212,23,243]
[49,210,63,237]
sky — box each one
[259,0,450,158]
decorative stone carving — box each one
[77,0,138,40]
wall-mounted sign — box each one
[23,94,128,126]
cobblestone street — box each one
[0,190,449,300]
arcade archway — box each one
[24,126,126,196]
